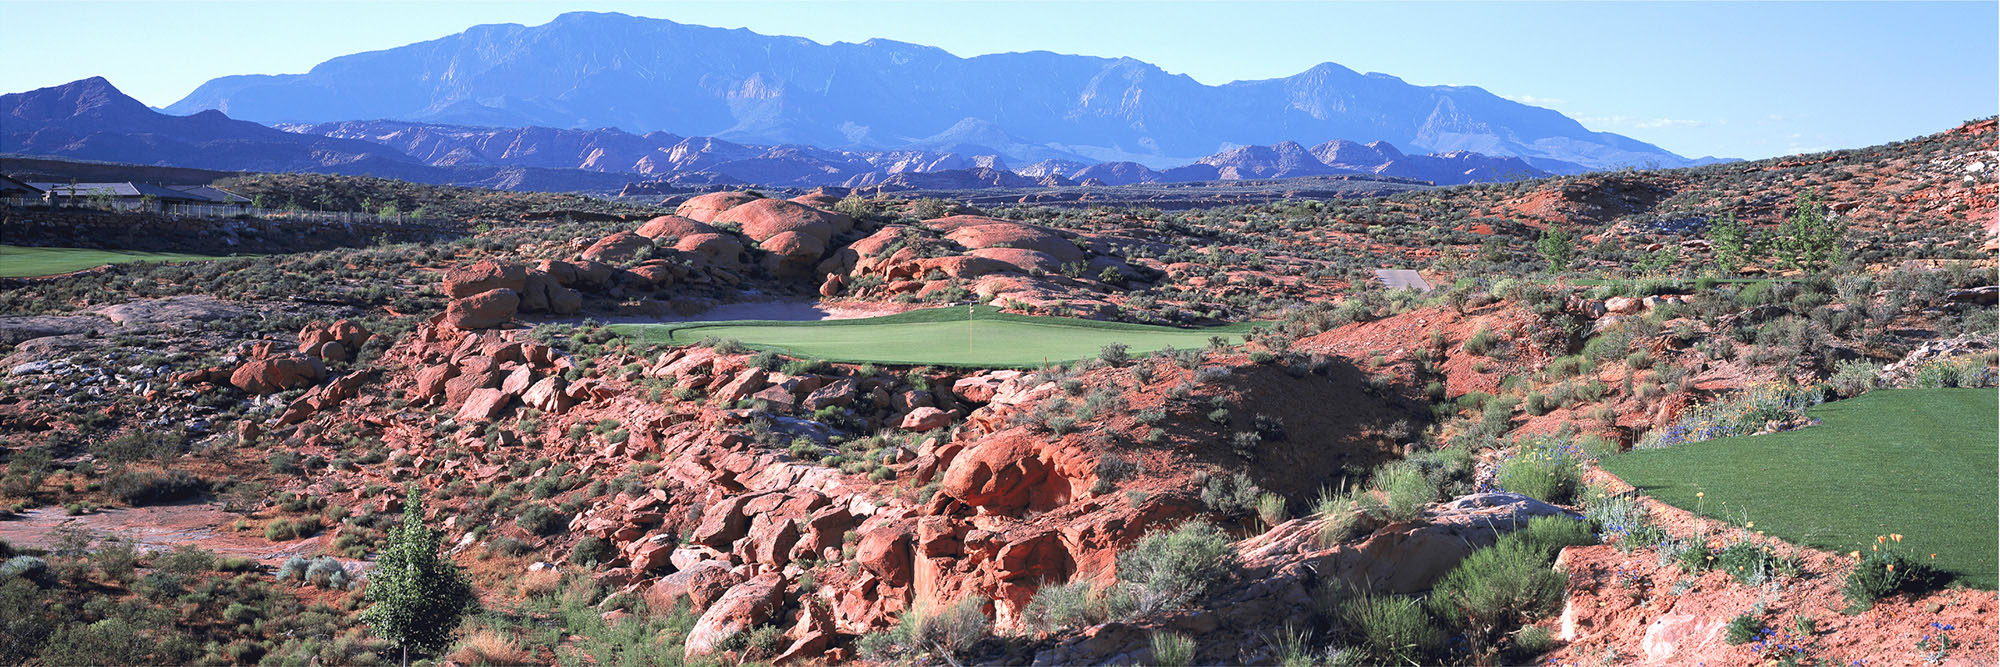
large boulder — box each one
[713,198,850,244]
[969,247,1064,275]
[580,232,653,265]
[938,430,1050,512]
[683,573,788,659]
[676,191,763,223]
[444,289,521,330]
[229,355,325,394]
[442,260,528,299]
[675,233,746,269]
[938,218,1086,265]
[635,214,719,242]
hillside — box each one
[163,11,1713,172]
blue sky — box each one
[2,1,1994,160]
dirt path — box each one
[589,299,910,324]
[0,501,335,564]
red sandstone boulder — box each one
[939,430,1050,512]
[635,214,718,241]
[229,355,325,394]
[445,289,520,329]
[649,560,744,610]
[676,191,763,223]
[442,260,528,298]
[675,233,746,269]
[454,387,510,422]
[684,573,788,659]
[935,218,1086,265]
[581,232,653,264]
[713,198,849,244]
[899,406,951,432]
[854,524,913,585]
[969,247,1064,275]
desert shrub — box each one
[901,595,991,658]
[1724,612,1766,645]
[1098,343,1131,366]
[306,556,349,588]
[1462,327,1499,356]
[1338,590,1443,665]
[1712,539,1801,585]
[1842,549,1949,612]
[1314,487,1366,546]
[1429,540,1568,657]
[1365,461,1437,523]
[1256,492,1289,527]
[1826,359,1879,397]
[1116,521,1238,614]
[571,536,615,566]
[1494,438,1583,504]
[1584,494,1665,551]
[1023,579,1100,633]
[516,504,567,536]
[1199,473,1261,517]
[1499,516,1598,562]
[1,556,51,586]
[107,469,207,506]
[264,517,320,541]
[276,556,309,582]
[1150,632,1197,667]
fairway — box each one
[613,306,1251,367]
[1603,388,1999,587]
[0,245,230,277]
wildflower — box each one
[1745,521,1754,528]
[1877,536,1886,544]
[1697,492,1704,498]
[1886,564,1894,572]
[1930,553,1937,559]
[1850,550,1861,560]
[1891,534,1902,542]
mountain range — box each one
[161,11,1720,172]
[4,78,1550,190]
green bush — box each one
[106,470,206,506]
[1495,440,1583,504]
[1023,580,1100,633]
[1339,591,1443,665]
[1429,541,1568,657]
[1724,612,1766,645]
[1842,549,1949,612]
[1367,461,1438,523]
[516,504,567,536]
[571,536,615,566]
[1116,521,1239,614]
[1150,632,1197,667]
[901,596,990,658]
[1499,516,1598,562]
[1712,539,1801,585]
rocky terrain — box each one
[0,118,1991,666]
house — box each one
[0,175,42,202]
[24,181,247,209]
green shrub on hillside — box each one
[1116,521,1238,614]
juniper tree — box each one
[1535,227,1574,273]
[363,488,476,666]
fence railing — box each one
[2,197,430,226]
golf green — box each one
[0,245,230,278]
[612,306,1252,367]
[1603,388,1998,587]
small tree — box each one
[1535,227,1573,274]
[1706,213,1754,272]
[1769,192,1846,273]
[363,488,476,665]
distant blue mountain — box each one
[163,11,1715,172]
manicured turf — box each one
[1602,388,1999,588]
[612,306,1252,367]
[0,245,230,277]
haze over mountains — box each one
[161,11,1718,173]
[4,78,1552,191]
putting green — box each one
[1603,388,1998,588]
[612,306,1252,367]
[0,245,230,278]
